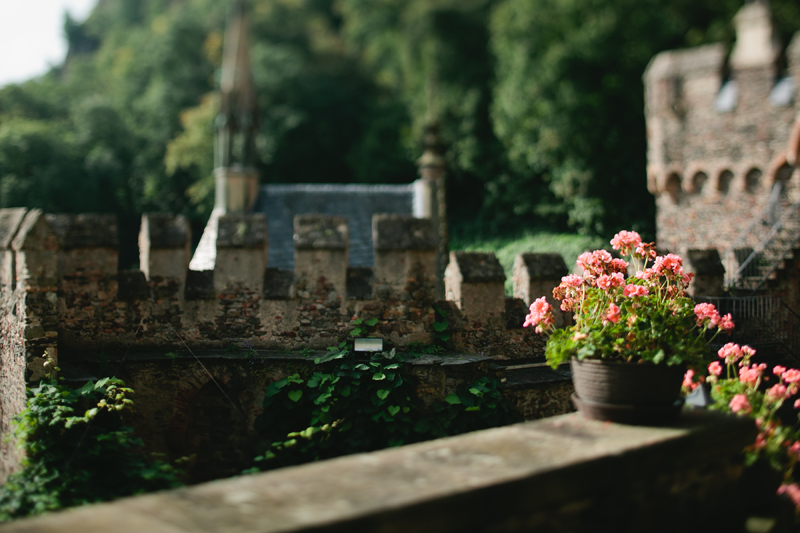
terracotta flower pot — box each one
[570,358,686,425]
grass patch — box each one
[452,231,606,295]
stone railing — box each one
[0,410,762,533]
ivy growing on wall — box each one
[250,346,520,470]
[0,378,182,521]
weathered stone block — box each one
[139,213,191,283]
[12,210,59,287]
[215,214,268,292]
[46,213,117,249]
[0,208,28,287]
[373,215,436,300]
[685,248,725,297]
[294,214,348,250]
[373,214,437,251]
[46,213,118,277]
[294,215,348,297]
[505,297,529,330]
[0,208,28,251]
[513,253,569,328]
[445,251,505,322]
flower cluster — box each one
[689,343,800,514]
[522,297,554,333]
[525,230,730,368]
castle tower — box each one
[214,0,259,214]
[643,0,800,294]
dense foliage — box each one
[251,346,520,469]
[0,378,182,521]
[1,0,799,249]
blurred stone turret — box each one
[730,0,781,72]
[415,123,448,298]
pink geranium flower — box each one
[719,313,734,332]
[609,272,625,287]
[606,303,621,324]
[718,343,743,364]
[622,284,649,298]
[596,275,612,290]
[766,384,789,402]
[783,369,800,384]
[693,303,720,328]
[682,369,698,391]
[610,230,642,255]
[729,394,751,414]
[778,484,800,507]
[609,259,628,274]
[707,361,722,376]
[739,363,766,385]
[523,297,554,333]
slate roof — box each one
[253,183,415,270]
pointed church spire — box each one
[214,0,259,214]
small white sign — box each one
[354,338,383,352]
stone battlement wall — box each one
[644,7,800,256]
[0,208,576,481]
[0,208,570,376]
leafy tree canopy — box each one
[0,0,798,249]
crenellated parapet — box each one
[0,209,579,361]
[0,208,581,481]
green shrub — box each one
[0,378,182,521]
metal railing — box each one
[721,182,800,292]
[695,295,800,362]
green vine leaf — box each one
[288,390,303,403]
[376,389,390,400]
[372,373,386,381]
[444,393,461,405]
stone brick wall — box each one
[14,211,558,357]
[0,209,59,482]
[644,3,800,258]
[0,207,573,482]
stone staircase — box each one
[722,182,800,293]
